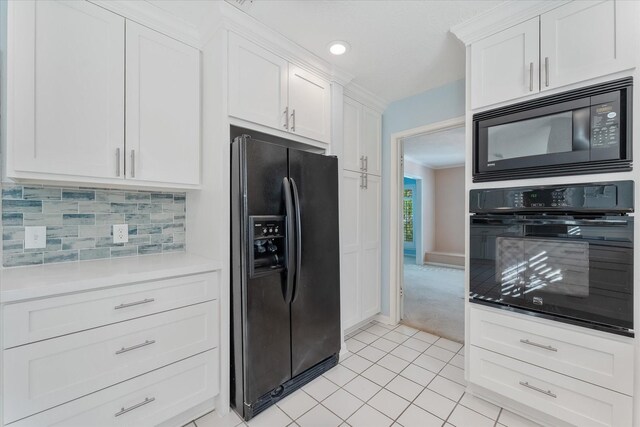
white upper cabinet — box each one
[540,0,635,91]
[361,106,382,176]
[125,21,201,186]
[8,1,125,179]
[288,65,331,143]
[470,17,539,110]
[228,33,289,131]
[470,0,636,110]
[227,33,332,144]
[6,1,201,188]
[342,97,362,172]
[342,96,382,176]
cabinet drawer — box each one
[4,301,218,424]
[470,306,634,395]
[469,346,632,427]
[10,349,219,427]
[3,272,218,348]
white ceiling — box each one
[147,0,503,104]
[403,126,465,169]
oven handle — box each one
[472,217,629,226]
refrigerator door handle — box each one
[290,178,302,303]
[283,177,296,305]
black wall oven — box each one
[469,181,634,336]
[473,78,632,182]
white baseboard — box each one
[374,314,395,326]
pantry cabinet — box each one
[470,0,636,109]
[341,170,381,331]
[228,32,332,144]
[6,0,201,188]
[342,96,382,176]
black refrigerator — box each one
[230,134,341,421]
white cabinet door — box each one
[228,33,289,131]
[341,170,362,330]
[288,65,332,143]
[342,97,362,173]
[471,17,539,109]
[125,21,200,186]
[540,0,636,91]
[360,174,381,319]
[8,0,124,178]
[361,106,382,176]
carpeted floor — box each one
[402,259,465,343]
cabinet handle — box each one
[114,397,155,417]
[360,173,364,189]
[519,381,557,398]
[115,148,121,176]
[114,298,155,310]
[130,150,136,178]
[291,109,296,132]
[360,156,364,171]
[364,173,368,189]
[529,62,534,92]
[544,57,549,87]
[284,107,289,129]
[364,156,368,172]
[115,339,156,355]
[520,339,557,352]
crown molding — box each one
[218,2,354,86]
[450,0,571,45]
[344,82,388,113]
[90,1,202,48]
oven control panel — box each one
[470,181,634,213]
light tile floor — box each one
[187,322,543,427]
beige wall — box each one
[434,166,465,255]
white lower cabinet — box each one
[470,346,632,427]
[469,306,634,427]
[341,170,381,330]
[2,271,220,426]
[10,350,219,427]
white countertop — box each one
[0,253,221,303]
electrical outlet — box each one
[25,226,47,249]
[113,224,129,244]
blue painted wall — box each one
[380,79,466,316]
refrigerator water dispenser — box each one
[249,215,286,277]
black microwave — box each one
[473,78,632,182]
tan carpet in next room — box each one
[402,260,465,343]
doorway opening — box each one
[393,117,466,343]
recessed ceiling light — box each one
[328,41,349,56]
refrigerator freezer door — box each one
[288,150,341,377]
[232,137,292,405]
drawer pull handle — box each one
[519,381,557,398]
[114,298,155,310]
[115,397,155,417]
[116,339,156,355]
[520,339,557,352]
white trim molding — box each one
[450,0,570,46]
[344,82,388,113]
[388,116,465,325]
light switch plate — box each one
[113,224,129,244]
[25,226,47,249]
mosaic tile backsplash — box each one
[1,185,186,267]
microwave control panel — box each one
[591,100,620,148]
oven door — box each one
[470,215,633,334]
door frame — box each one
[388,116,465,325]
